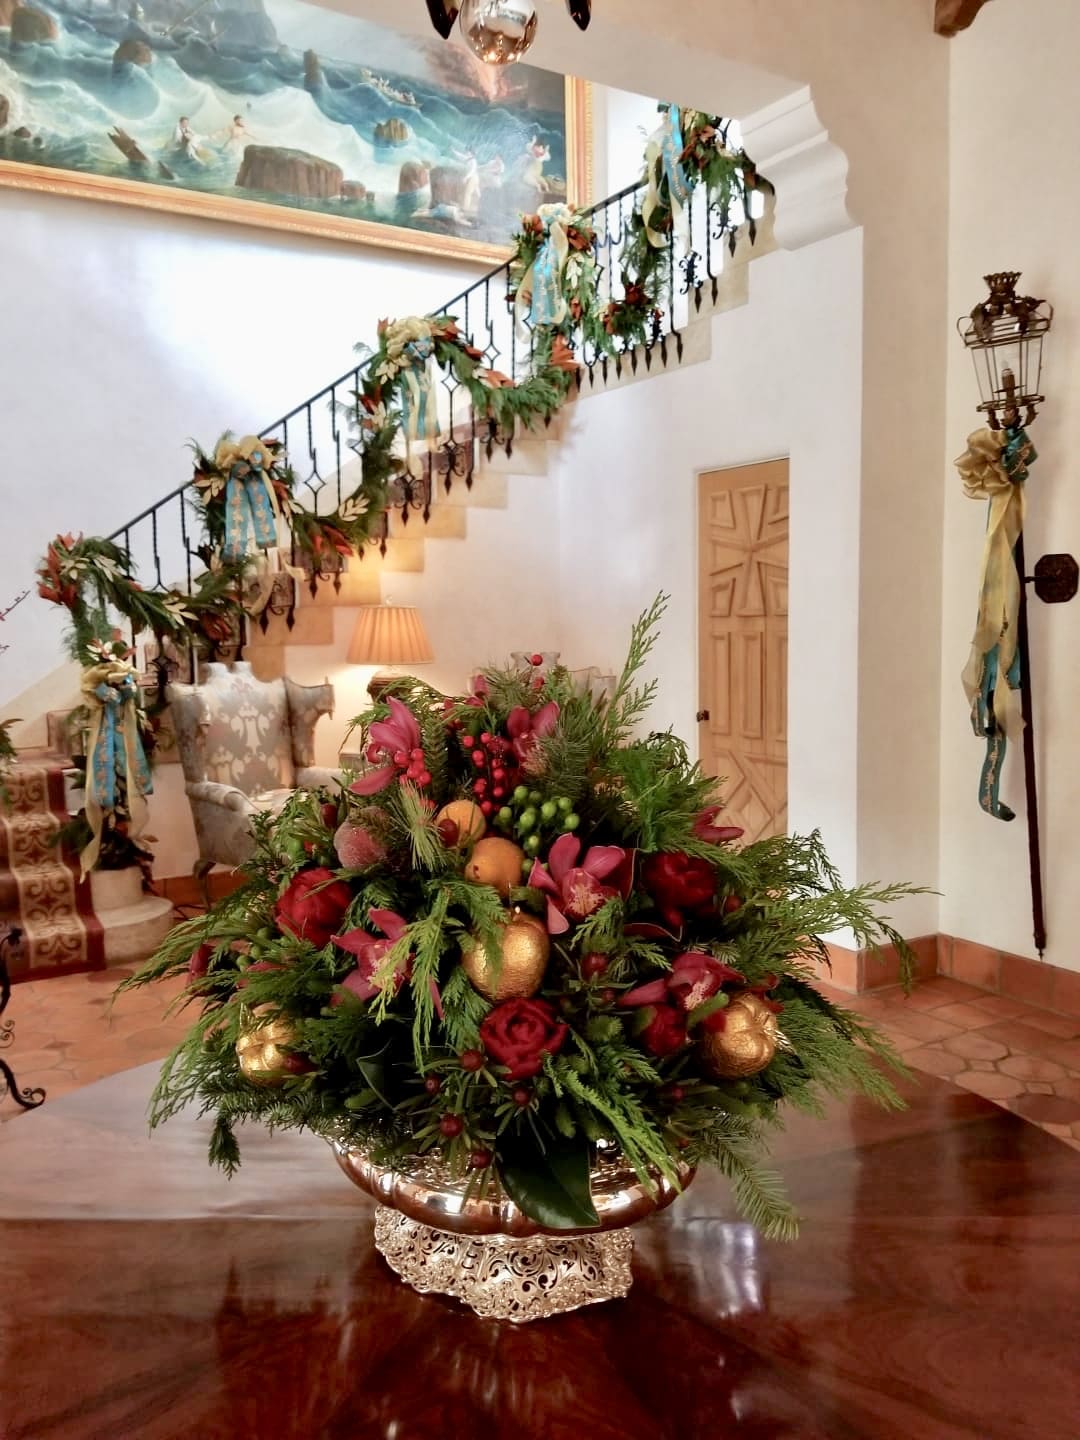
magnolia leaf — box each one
[497,1128,599,1231]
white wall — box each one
[942,0,1080,967]
[550,232,866,895]
[0,187,479,706]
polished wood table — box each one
[1,1063,1077,1439]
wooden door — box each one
[698,460,789,841]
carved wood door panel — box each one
[698,460,789,841]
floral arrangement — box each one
[129,600,913,1239]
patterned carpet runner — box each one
[0,762,104,982]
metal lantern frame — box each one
[957,272,1053,431]
[957,272,1075,956]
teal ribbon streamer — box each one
[89,676,152,812]
[529,213,569,328]
[398,337,436,440]
[659,102,691,213]
[223,465,276,562]
[969,425,1035,821]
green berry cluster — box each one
[495,785,580,870]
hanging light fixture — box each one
[424,0,591,64]
[459,0,538,65]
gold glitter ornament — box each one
[461,910,550,1001]
[236,1005,306,1087]
[699,992,780,1079]
[464,836,526,898]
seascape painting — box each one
[0,0,588,257]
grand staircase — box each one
[4,172,771,980]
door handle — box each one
[696,709,710,723]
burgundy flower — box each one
[349,697,423,796]
[528,834,631,935]
[188,943,213,980]
[623,951,744,1013]
[332,909,410,1003]
[506,700,559,768]
[639,1004,688,1057]
[693,807,744,845]
[274,867,353,949]
[640,851,717,930]
[480,997,569,1080]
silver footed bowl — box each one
[333,1141,694,1238]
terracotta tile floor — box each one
[3,970,1080,1150]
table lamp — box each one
[347,601,434,701]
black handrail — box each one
[108,150,754,617]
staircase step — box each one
[98,892,175,965]
[249,605,335,647]
[378,538,425,573]
[302,566,382,607]
[387,505,467,541]
[441,469,509,510]
[481,435,550,475]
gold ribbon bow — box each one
[956,427,1025,739]
[80,659,151,875]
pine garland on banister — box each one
[124,599,918,1240]
[32,103,769,869]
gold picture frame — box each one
[0,12,591,266]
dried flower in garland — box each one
[127,596,918,1240]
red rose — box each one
[639,1004,688,1057]
[480,998,569,1080]
[641,852,717,930]
[274,867,353,949]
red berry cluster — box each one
[463,729,518,820]
[370,741,431,788]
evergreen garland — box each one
[125,600,922,1241]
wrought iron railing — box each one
[108,138,759,657]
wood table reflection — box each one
[1,1062,1077,1439]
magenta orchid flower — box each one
[528,833,631,935]
[332,908,410,1001]
[693,806,745,845]
[332,909,444,1017]
[349,697,423,796]
[622,951,745,1013]
[506,701,560,766]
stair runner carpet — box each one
[0,760,104,982]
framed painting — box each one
[0,1,591,261]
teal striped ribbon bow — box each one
[224,462,278,561]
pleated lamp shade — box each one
[347,605,434,667]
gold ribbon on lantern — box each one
[956,427,1026,742]
[80,659,152,874]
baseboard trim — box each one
[808,932,1080,1019]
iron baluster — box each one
[0,928,46,1111]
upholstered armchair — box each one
[168,662,340,893]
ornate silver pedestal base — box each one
[373,1207,634,1323]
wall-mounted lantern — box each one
[956,272,1076,956]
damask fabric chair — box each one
[168,662,340,894]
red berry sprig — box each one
[461,729,518,819]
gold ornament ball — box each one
[461,911,550,1001]
[236,1005,304,1087]
[699,992,780,1079]
[436,799,487,850]
[464,836,526,898]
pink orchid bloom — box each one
[469,673,490,698]
[693,806,745,845]
[506,701,560,765]
[349,697,422,796]
[332,909,410,1002]
[623,951,745,1013]
[332,908,444,1018]
[528,833,631,936]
